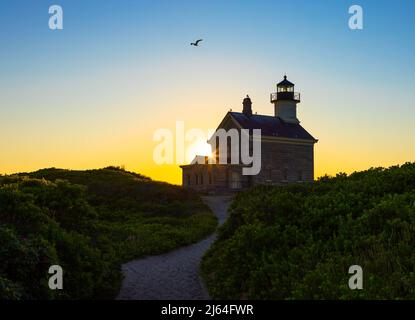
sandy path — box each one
[116,196,232,300]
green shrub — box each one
[201,163,415,299]
[0,167,217,299]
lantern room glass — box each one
[277,85,294,93]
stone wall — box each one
[181,138,315,192]
[253,140,314,185]
[181,164,250,193]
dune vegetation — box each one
[0,167,217,299]
[201,163,415,299]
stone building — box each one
[180,76,318,192]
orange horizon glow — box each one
[1,86,414,185]
[2,121,414,186]
[1,2,414,185]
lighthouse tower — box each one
[271,75,301,124]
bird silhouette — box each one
[190,39,203,46]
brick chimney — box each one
[242,95,252,117]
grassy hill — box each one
[0,167,217,299]
[201,163,415,299]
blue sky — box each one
[0,0,414,182]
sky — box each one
[0,0,414,184]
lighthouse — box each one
[181,75,317,192]
[271,75,301,124]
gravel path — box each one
[117,196,232,300]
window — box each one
[187,174,191,186]
[266,167,272,183]
[278,86,294,93]
[195,174,198,185]
[200,173,204,185]
[231,171,242,189]
[215,138,220,164]
[283,169,288,181]
[208,172,212,184]
[297,170,303,182]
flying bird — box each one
[191,39,203,46]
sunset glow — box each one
[0,0,414,185]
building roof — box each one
[229,112,316,141]
[277,75,295,87]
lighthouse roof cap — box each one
[277,75,295,87]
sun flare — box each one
[186,141,213,163]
